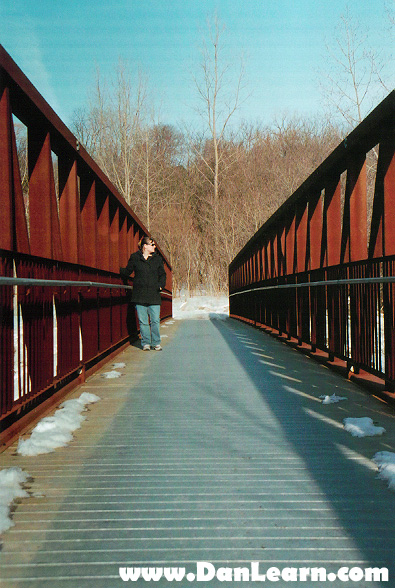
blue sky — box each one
[0,0,393,131]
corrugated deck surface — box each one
[1,317,395,587]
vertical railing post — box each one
[0,83,14,251]
[57,155,82,380]
[295,200,309,344]
[309,190,324,351]
[59,156,83,265]
[0,82,14,412]
[96,192,110,272]
[324,179,342,360]
[80,177,98,268]
[0,83,30,253]
[378,141,395,381]
[277,225,286,335]
[0,79,15,412]
[345,154,367,369]
[324,179,342,267]
[28,129,63,260]
[346,154,368,263]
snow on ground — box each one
[102,370,123,379]
[172,295,229,320]
[343,417,386,437]
[102,361,127,378]
[320,393,348,404]
[0,467,30,533]
[17,392,100,456]
[373,452,395,490]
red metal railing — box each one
[229,91,395,396]
[0,46,172,444]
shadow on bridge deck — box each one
[1,317,395,587]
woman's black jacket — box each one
[120,251,167,305]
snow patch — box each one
[0,467,30,533]
[17,392,100,456]
[320,393,348,404]
[172,295,229,320]
[343,417,386,437]
[102,370,122,379]
[373,451,395,490]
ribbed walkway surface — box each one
[1,317,395,587]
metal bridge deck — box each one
[1,317,395,587]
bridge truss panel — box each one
[229,91,395,395]
[0,45,172,445]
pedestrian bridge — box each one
[1,316,395,587]
[1,46,395,588]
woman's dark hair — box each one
[138,236,154,251]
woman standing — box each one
[120,236,167,351]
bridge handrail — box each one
[230,275,395,295]
[0,276,172,296]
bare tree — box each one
[188,14,249,290]
[319,8,393,129]
[386,1,395,27]
[378,1,395,92]
[72,60,148,207]
[70,33,358,295]
[137,123,182,230]
[194,20,246,204]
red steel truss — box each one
[229,91,395,398]
[0,46,172,445]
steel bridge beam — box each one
[229,91,395,396]
[0,45,173,446]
